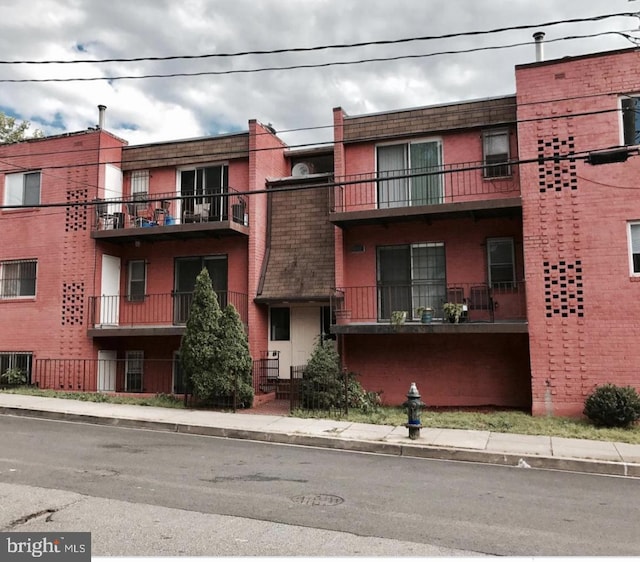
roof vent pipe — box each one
[97,104,107,129]
[533,32,545,62]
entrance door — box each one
[377,246,412,320]
[97,350,117,392]
[173,256,228,323]
[100,255,121,325]
[269,306,323,378]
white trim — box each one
[627,221,640,276]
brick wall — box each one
[122,134,249,170]
[0,130,125,365]
[345,333,531,407]
[343,96,516,144]
[516,48,640,415]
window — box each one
[628,223,640,274]
[125,350,143,392]
[4,171,40,206]
[174,255,228,324]
[622,97,640,146]
[483,130,511,178]
[487,238,515,288]
[0,259,37,298]
[127,260,146,302]
[0,352,32,383]
[270,307,290,341]
[179,165,228,221]
[377,243,446,319]
[131,170,149,197]
[172,351,186,394]
[377,141,443,208]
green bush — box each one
[583,384,640,428]
[0,368,27,385]
[300,341,380,412]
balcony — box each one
[330,161,521,227]
[91,189,249,244]
[88,291,248,337]
[330,282,527,334]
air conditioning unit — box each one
[291,162,314,177]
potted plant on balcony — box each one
[390,310,407,326]
[416,306,433,324]
[443,302,464,323]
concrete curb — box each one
[3,406,639,478]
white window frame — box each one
[482,129,511,178]
[0,259,37,299]
[4,171,41,207]
[127,260,146,302]
[125,350,144,392]
[627,222,640,276]
[487,237,516,288]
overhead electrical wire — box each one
[0,105,627,175]
[0,12,635,66]
[1,145,637,217]
[1,31,637,83]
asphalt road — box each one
[0,415,639,556]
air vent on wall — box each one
[292,162,314,177]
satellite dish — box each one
[292,162,313,177]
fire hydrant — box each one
[402,382,425,440]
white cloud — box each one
[0,0,636,147]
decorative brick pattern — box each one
[61,282,85,325]
[65,188,88,232]
[537,137,577,193]
[543,260,584,318]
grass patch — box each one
[294,407,640,445]
[0,387,185,409]
[4,387,640,444]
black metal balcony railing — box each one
[34,355,279,399]
[331,161,519,213]
[93,188,249,231]
[331,282,526,324]
[88,291,249,328]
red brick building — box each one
[2,46,639,416]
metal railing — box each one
[35,355,278,400]
[88,291,249,328]
[252,351,280,394]
[331,281,527,323]
[331,161,519,213]
[92,188,249,231]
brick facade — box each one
[2,47,639,415]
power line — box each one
[1,12,635,66]
[0,105,626,177]
[1,31,637,84]
[1,148,634,215]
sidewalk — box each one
[1,392,639,478]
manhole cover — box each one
[290,494,344,506]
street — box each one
[0,415,638,556]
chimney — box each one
[533,32,545,62]
[97,104,107,129]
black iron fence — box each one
[289,365,350,415]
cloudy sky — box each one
[0,0,638,148]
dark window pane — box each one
[270,308,290,341]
